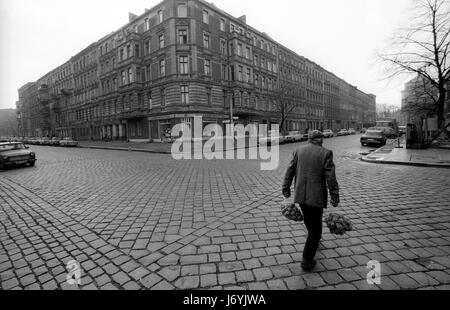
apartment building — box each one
[17,0,376,141]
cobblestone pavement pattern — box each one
[1,135,449,290]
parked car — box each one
[360,128,367,134]
[323,129,334,138]
[0,142,36,170]
[375,126,396,138]
[28,138,39,145]
[399,126,406,135]
[337,129,349,136]
[360,128,387,146]
[50,137,60,146]
[348,128,356,135]
[59,137,79,147]
[300,130,314,140]
[285,131,302,143]
[37,137,50,145]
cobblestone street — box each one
[1,135,449,290]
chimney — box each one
[238,15,246,24]
[129,13,138,22]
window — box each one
[145,41,150,55]
[238,66,243,81]
[204,59,211,76]
[145,18,150,31]
[220,19,225,31]
[159,34,165,49]
[254,55,258,66]
[146,64,151,81]
[237,43,242,56]
[158,9,163,23]
[178,29,188,45]
[119,49,124,61]
[246,68,251,83]
[203,10,209,24]
[121,71,126,85]
[128,68,133,83]
[178,3,187,17]
[245,47,250,59]
[159,59,166,76]
[220,40,226,55]
[222,64,227,80]
[135,44,140,57]
[179,56,188,74]
[203,33,210,49]
[230,65,235,81]
[126,45,131,58]
[254,74,259,86]
[181,85,189,104]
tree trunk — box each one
[436,89,449,138]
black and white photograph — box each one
[0,0,449,297]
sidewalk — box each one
[78,137,262,155]
[361,143,450,168]
[79,140,172,154]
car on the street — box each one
[259,130,286,146]
[0,142,36,170]
[38,137,51,145]
[28,137,39,145]
[360,128,367,134]
[285,131,302,143]
[348,128,356,135]
[59,137,79,147]
[337,129,349,136]
[399,126,406,135]
[50,137,60,146]
[323,129,334,138]
[360,128,387,146]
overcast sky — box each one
[0,0,416,110]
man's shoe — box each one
[301,259,317,271]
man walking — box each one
[282,130,340,271]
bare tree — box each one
[378,0,450,143]
[274,83,299,135]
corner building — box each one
[17,0,376,141]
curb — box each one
[79,145,171,155]
[360,157,450,168]
[361,146,450,169]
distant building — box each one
[0,109,18,137]
[17,0,376,140]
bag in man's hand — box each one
[281,198,303,222]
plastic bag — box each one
[281,198,304,222]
